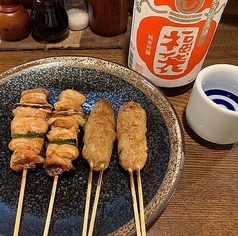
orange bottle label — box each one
[137,16,216,80]
[128,0,227,87]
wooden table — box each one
[0,1,238,235]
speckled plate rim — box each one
[0,56,185,236]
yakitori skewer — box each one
[117,101,148,236]
[9,88,52,236]
[82,99,116,236]
[43,89,87,236]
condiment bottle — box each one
[88,0,129,37]
[65,0,89,31]
[0,0,31,41]
[30,0,69,42]
[128,0,228,88]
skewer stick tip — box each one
[87,165,104,236]
[128,169,142,236]
[82,165,93,236]
[13,168,28,236]
[137,169,146,236]
[43,175,59,236]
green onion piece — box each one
[12,133,45,139]
[46,139,77,147]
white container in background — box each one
[128,0,228,88]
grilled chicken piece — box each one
[117,101,148,171]
[48,111,87,127]
[13,106,49,119]
[44,153,75,176]
[19,88,50,104]
[54,100,83,112]
[48,116,79,129]
[13,103,53,112]
[46,126,79,141]
[82,99,116,171]
[8,138,44,154]
[58,89,86,105]
[11,117,48,136]
[21,88,50,97]
[20,92,48,105]
[46,143,79,160]
[10,149,44,172]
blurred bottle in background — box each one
[129,0,134,15]
[31,0,69,42]
[65,0,89,30]
[128,0,228,88]
[0,0,31,41]
[88,0,129,37]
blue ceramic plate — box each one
[0,56,184,236]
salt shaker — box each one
[64,0,89,31]
[0,0,31,41]
[88,0,129,37]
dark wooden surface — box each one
[0,1,238,235]
[0,22,124,50]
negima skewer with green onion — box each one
[9,88,52,172]
[44,89,87,177]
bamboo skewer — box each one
[137,170,146,236]
[13,168,27,236]
[82,164,104,236]
[43,175,59,236]
[129,169,142,236]
[82,165,93,236]
[87,165,104,236]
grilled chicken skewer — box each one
[44,89,87,176]
[8,88,52,236]
[9,88,52,172]
[117,101,148,236]
[43,89,86,236]
[82,98,116,236]
[82,98,116,170]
